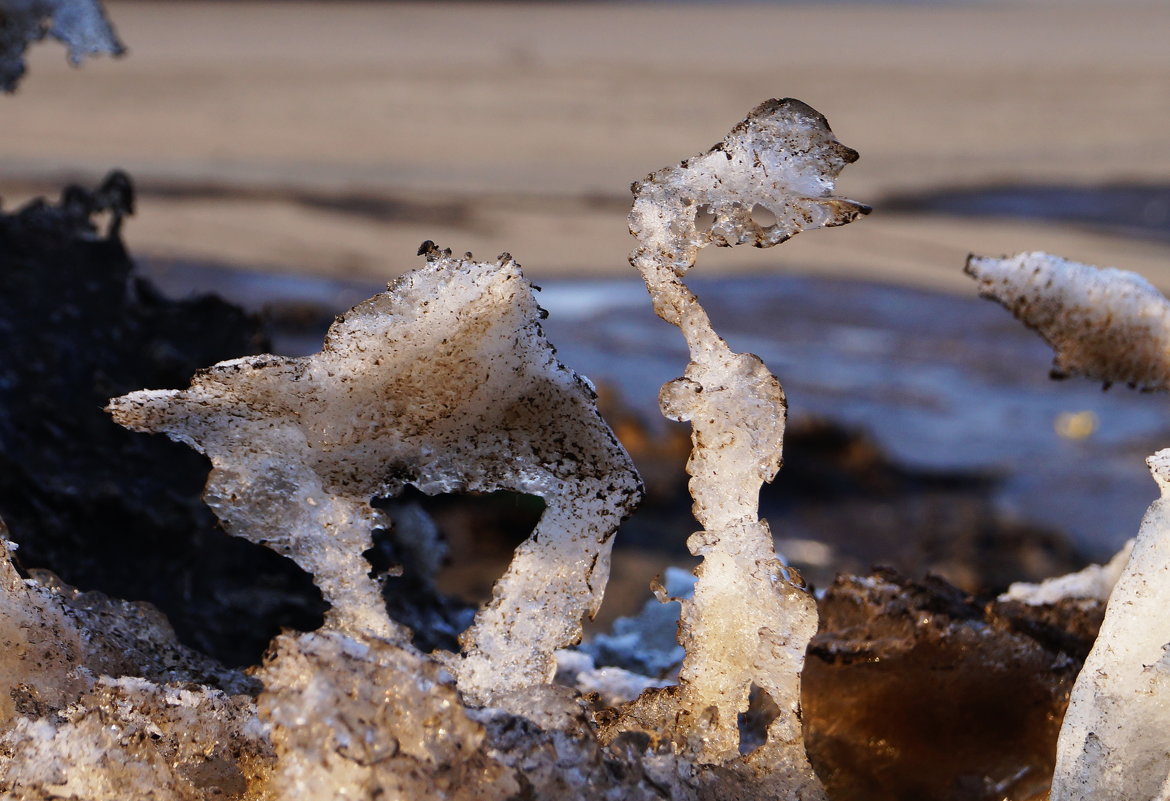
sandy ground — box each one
[4,1,1170,292]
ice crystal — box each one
[0,0,124,92]
[608,98,868,795]
[109,245,642,706]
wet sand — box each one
[4,1,1170,291]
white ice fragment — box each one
[1051,450,1170,801]
[1001,539,1133,606]
[554,650,668,706]
[108,246,642,706]
[0,0,124,92]
[966,251,1170,390]
[612,99,867,796]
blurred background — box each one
[7,0,1170,290]
[4,0,1170,625]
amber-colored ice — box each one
[605,98,868,797]
[804,570,1100,801]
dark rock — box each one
[0,172,325,666]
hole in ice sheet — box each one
[694,204,717,234]
[751,204,778,228]
[428,490,545,605]
[738,683,781,755]
[369,487,544,645]
[363,507,474,653]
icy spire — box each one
[611,98,868,794]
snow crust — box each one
[0,0,124,91]
[0,521,269,799]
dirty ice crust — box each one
[109,246,642,706]
[966,251,1170,390]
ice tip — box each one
[964,253,983,277]
[749,97,824,125]
[1148,449,1170,495]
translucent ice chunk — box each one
[258,629,517,800]
[966,251,1170,390]
[109,246,642,705]
[1051,452,1170,801]
[612,98,868,795]
[0,0,124,91]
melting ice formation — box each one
[967,251,1170,391]
[968,251,1170,801]
[1,98,872,798]
[0,0,124,92]
[11,98,1170,799]
[110,243,645,706]
[606,98,869,793]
